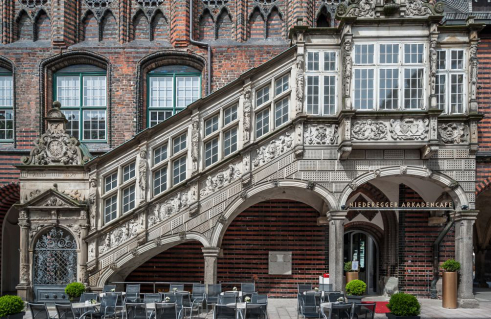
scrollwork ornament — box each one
[336,0,374,17]
[389,118,429,141]
[253,132,294,168]
[200,163,242,197]
[406,0,433,17]
[304,125,339,145]
[352,120,387,140]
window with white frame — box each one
[205,137,219,167]
[205,114,219,136]
[104,195,117,223]
[436,49,466,114]
[153,166,167,195]
[256,85,270,106]
[123,162,136,182]
[0,71,13,142]
[275,97,289,127]
[223,126,237,157]
[122,185,136,213]
[154,143,168,165]
[173,156,186,185]
[275,74,289,95]
[224,105,238,125]
[353,43,426,110]
[173,133,187,154]
[255,108,269,138]
[105,172,118,193]
[305,51,338,115]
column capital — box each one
[451,210,479,221]
[202,247,220,257]
[327,210,348,221]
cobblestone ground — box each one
[24,289,491,319]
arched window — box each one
[54,64,107,141]
[0,66,13,142]
[147,65,201,127]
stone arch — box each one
[210,179,338,248]
[33,9,51,41]
[198,8,215,41]
[101,10,118,41]
[132,9,150,41]
[150,9,168,41]
[135,50,206,132]
[345,222,384,252]
[96,232,210,287]
[248,7,265,40]
[266,6,283,39]
[338,166,469,210]
[216,7,233,40]
[82,10,99,41]
[316,4,331,28]
[16,10,33,41]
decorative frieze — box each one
[438,123,468,144]
[352,120,387,141]
[200,163,242,197]
[304,124,339,145]
[148,190,190,227]
[253,132,294,168]
[336,0,374,18]
[98,214,144,255]
[389,118,429,141]
[405,0,443,17]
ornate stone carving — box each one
[438,123,467,144]
[42,196,69,207]
[304,124,339,145]
[348,183,358,191]
[400,166,407,175]
[22,102,90,166]
[200,163,242,197]
[352,120,387,140]
[20,263,30,285]
[98,214,143,255]
[429,39,437,98]
[62,189,85,202]
[373,169,381,178]
[25,189,41,202]
[88,242,96,259]
[470,44,478,107]
[343,39,353,100]
[243,88,252,144]
[405,0,443,17]
[139,148,147,202]
[240,190,247,200]
[389,118,429,140]
[191,117,199,174]
[306,181,316,190]
[89,177,97,230]
[295,55,305,114]
[148,190,190,227]
[336,0,374,18]
[253,132,294,168]
[130,247,140,257]
[242,154,250,174]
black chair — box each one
[169,284,184,292]
[319,284,333,293]
[92,294,118,319]
[155,303,178,319]
[330,304,353,319]
[104,285,117,293]
[298,291,319,319]
[245,303,267,319]
[206,284,222,312]
[352,303,375,319]
[144,294,162,303]
[125,303,146,319]
[251,294,267,304]
[126,284,141,303]
[81,293,99,302]
[327,292,344,303]
[55,304,77,319]
[30,303,54,319]
[214,304,236,319]
[298,284,312,294]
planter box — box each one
[346,272,358,283]
[442,271,457,309]
[1,312,26,319]
[386,313,420,319]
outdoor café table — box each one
[71,302,101,319]
[320,302,352,319]
[99,292,126,298]
[221,291,243,298]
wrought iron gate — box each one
[33,228,77,285]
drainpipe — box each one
[430,213,454,299]
[189,0,212,95]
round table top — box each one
[72,302,101,309]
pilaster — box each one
[202,247,221,286]
[327,210,348,292]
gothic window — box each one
[436,49,466,114]
[306,51,338,115]
[54,65,107,141]
[147,65,201,127]
[137,0,165,6]
[0,67,14,142]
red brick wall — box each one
[217,200,328,298]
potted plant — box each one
[386,292,420,319]
[65,282,85,302]
[345,280,366,303]
[0,295,25,319]
[440,259,460,309]
[345,261,358,282]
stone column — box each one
[16,210,31,300]
[327,211,347,292]
[202,247,220,286]
[452,210,479,308]
[80,219,90,286]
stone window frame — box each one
[305,50,339,115]
[0,67,14,143]
[435,48,467,115]
[352,42,427,111]
[203,111,220,168]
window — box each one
[173,156,186,185]
[148,65,201,127]
[255,108,269,138]
[275,97,289,127]
[0,73,13,141]
[436,49,466,114]
[173,133,187,154]
[122,185,136,213]
[224,105,238,126]
[307,52,320,71]
[105,172,118,193]
[275,74,289,95]
[353,43,425,110]
[153,166,167,195]
[305,51,338,115]
[154,144,168,165]
[205,137,219,167]
[123,163,136,182]
[104,195,117,223]
[256,85,270,107]
[55,65,107,141]
[205,115,219,136]
[223,127,237,157]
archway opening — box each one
[1,206,19,295]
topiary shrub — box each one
[345,279,366,296]
[0,295,24,317]
[441,259,460,272]
[387,292,421,316]
[65,282,85,300]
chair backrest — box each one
[169,283,184,292]
[192,283,205,298]
[125,303,146,319]
[331,303,354,319]
[29,303,50,319]
[126,284,141,294]
[327,292,344,303]
[301,291,317,314]
[55,304,76,319]
[354,303,376,319]
[155,303,178,319]
[144,293,162,303]
[245,303,267,319]
[101,294,118,315]
[161,293,176,303]
[220,293,237,305]
[215,304,236,319]
[241,283,255,293]
[297,284,312,294]
[252,294,267,304]
[103,285,116,292]
[207,284,222,297]
[176,291,191,307]
[80,293,98,302]
[319,284,333,292]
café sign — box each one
[348,201,453,210]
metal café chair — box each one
[298,291,319,319]
[161,293,176,304]
[155,303,178,319]
[191,283,206,304]
[126,284,141,303]
[206,284,222,312]
[352,303,376,319]
[327,292,344,303]
[104,285,117,293]
[297,284,312,294]
[81,293,99,302]
[176,291,201,319]
[245,303,267,319]
[91,294,118,319]
[169,284,184,292]
[251,294,267,304]
[326,303,353,319]
[241,283,255,293]
[214,304,236,319]
[219,293,237,305]
[144,294,162,303]
[125,303,147,319]
[30,303,55,319]
[55,304,77,319]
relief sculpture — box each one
[352,120,387,140]
[438,123,467,144]
[148,190,190,227]
[389,118,429,140]
[253,132,294,167]
[304,124,339,145]
[200,163,242,197]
